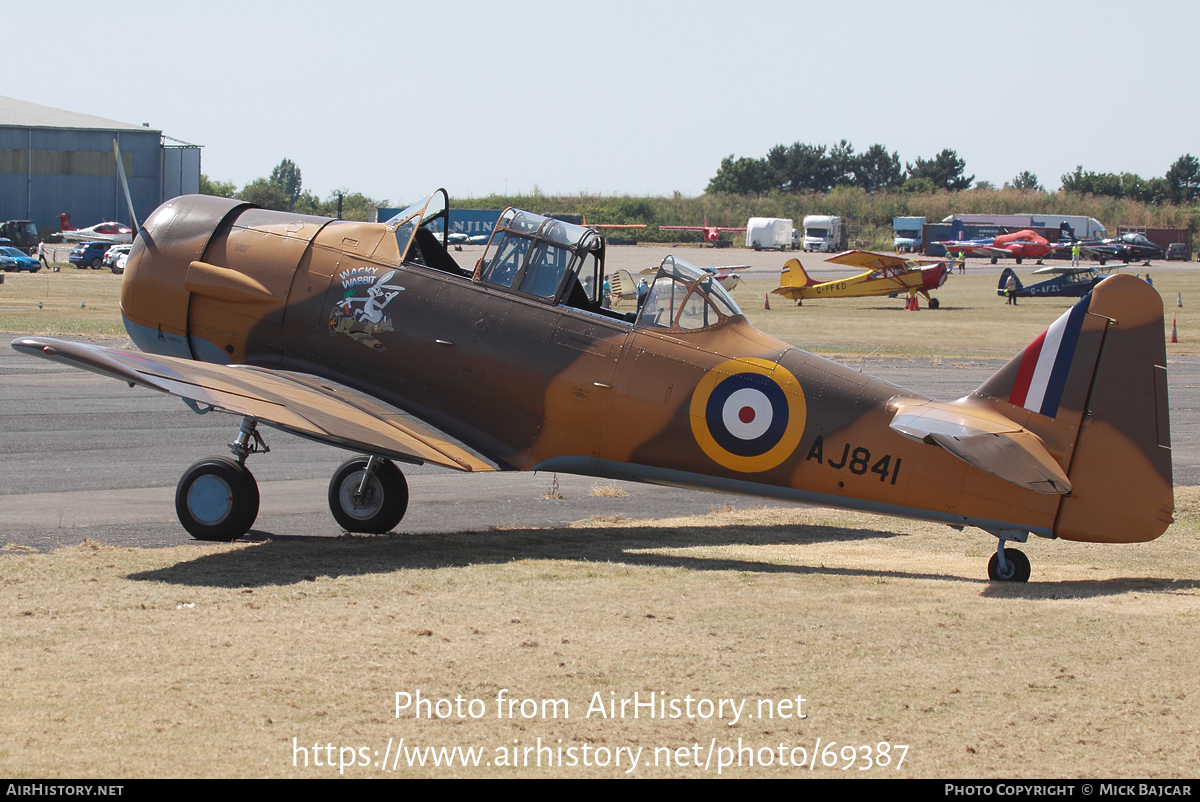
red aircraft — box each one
[659,218,746,245]
[935,221,1057,265]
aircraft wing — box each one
[1032,265,1098,276]
[11,337,495,473]
[889,398,1071,495]
[826,250,943,271]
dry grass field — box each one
[2,256,1198,778]
[2,494,1198,778]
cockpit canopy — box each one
[637,255,742,331]
[385,189,451,261]
[477,208,605,305]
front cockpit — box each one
[636,255,743,331]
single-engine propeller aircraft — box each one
[12,190,1173,582]
[658,218,746,246]
[57,213,134,244]
[997,267,1105,300]
[772,250,950,308]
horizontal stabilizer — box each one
[11,337,494,473]
[890,399,1071,494]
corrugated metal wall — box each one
[0,125,199,231]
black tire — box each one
[90,257,102,269]
[175,457,260,542]
[928,297,940,309]
[987,548,1031,583]
[1015,257,1023,265]
[328,457,408,533]
[990,257,997,264]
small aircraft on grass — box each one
[998,267,1103,299]
[12,190,1173,582]
[58,214,134,244]
[772,250,950,308]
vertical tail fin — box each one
[59,213,75,231]
[951,219,964,240]
[998,267,1023,294]
[1059,221,1077,242]
[779,257,817,288]
[972,275,1172,542]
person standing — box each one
[1005,272,1018,305]
[1071,243,1081,267]
[957,250,966,274]
[37,241,49,268]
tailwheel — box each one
[175,457,260,541]
[987,547,1031,583]
[329,456,408,533]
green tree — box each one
[906,149,973,191]
[237,178,291,211]
[766,142,836,193]
[1165,154,1200,204]
[706,155,770,194]
[1006,171,1044,192]
[269,158,303,211]
[199,174,237,198]
[829,140,856,188]
[852,144,904,193]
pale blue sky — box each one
[11,0,1197,204]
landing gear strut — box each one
[987,540,1031,583]
[175,418,267,542]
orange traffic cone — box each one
[1177,293,1183,308]
[764,293,771,311]
[1171,317,1179,343]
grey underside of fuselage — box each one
[533,455,1051,539]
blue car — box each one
[69,241,110,269]
[0,246,41,273]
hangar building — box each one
[0,95,201,233]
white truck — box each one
[893,216,925,253]
[745,217,797,251]
[802,215,847,253]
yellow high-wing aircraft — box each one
[773,250,950,308]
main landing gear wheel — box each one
[928,297,940,309]
[329,456,409,533]
[987,548,1031,583]
[175,457,260,542]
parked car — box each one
[69,242,110,269]
[1166,243,1189,261]
[112,253,129,275]
[103,244,132,270]
[0,246,41,272]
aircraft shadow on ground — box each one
[124,523,1200,598]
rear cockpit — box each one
[476,208,613,317]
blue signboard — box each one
[376,208,501,239]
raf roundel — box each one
[690,358,806,473]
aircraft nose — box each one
[121,195,251,356]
